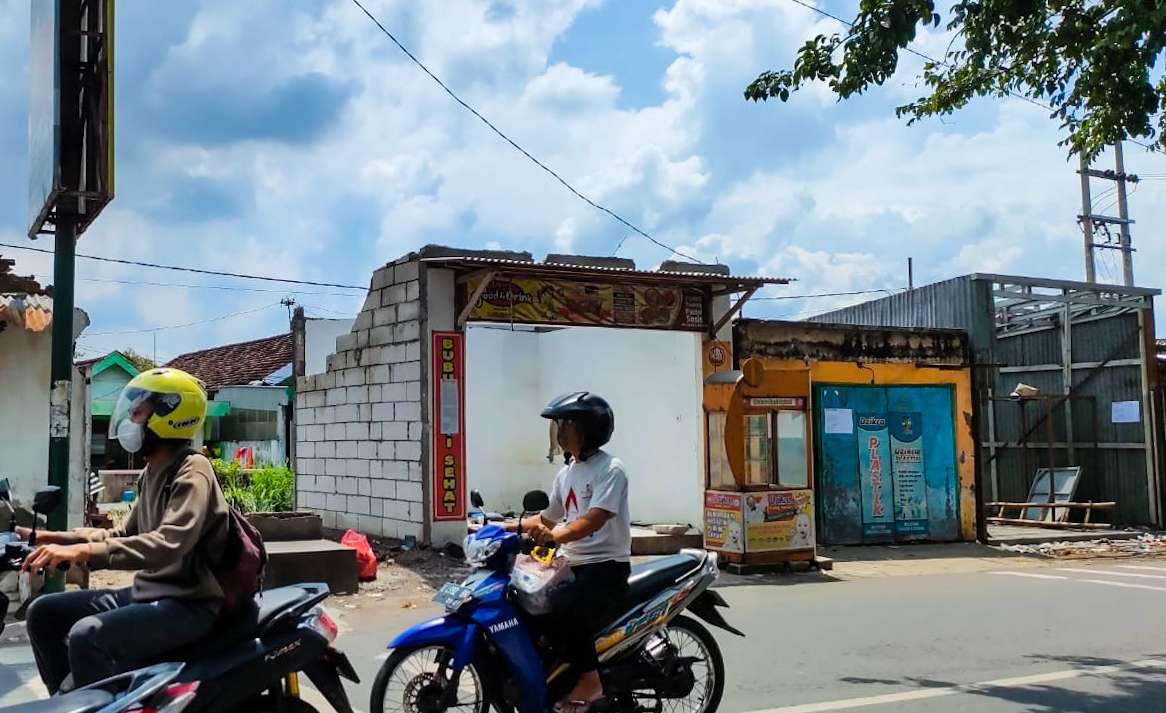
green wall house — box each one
[76,351,140,471]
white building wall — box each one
[465,325,705,528]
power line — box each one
[780,0,1161,153]
[32,273,365,297]
[347,0,704,264]
[81,303,281,336]
[0,242,368,290]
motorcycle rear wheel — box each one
[371,646,489,713]
[656,616,724,713]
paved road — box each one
[3,560,1166,711]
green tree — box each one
[122,348,156,373]
[744,0,1166,159]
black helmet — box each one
[541,392,614,452]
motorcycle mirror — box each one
[470,490,484,509]
[522,490,550,513]
[0,479,9,502]
[33,487,63,516]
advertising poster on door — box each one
[743,490,815,551]
[889,412,929,535]
[856,413,894,537]
[704,491,744,553]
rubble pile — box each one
[997,532,1166,559]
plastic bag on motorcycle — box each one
[510,553,574,615]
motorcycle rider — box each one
[21,368,231,692]
[513,392,630,713]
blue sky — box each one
[0,0,1162,362]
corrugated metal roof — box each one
[0,294,53,333]
[419,254,790,287]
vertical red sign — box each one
[431,331,466,521]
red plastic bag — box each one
[341,529,378,582]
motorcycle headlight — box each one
[464,535,503,566]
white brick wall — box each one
[294,255,426,542]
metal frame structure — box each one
[982,274,1156,339]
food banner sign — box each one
[743,489,814,552]
[704,491,744,553]
[431,332,466,521]
[856,413,894,538]
[464,276,707,331]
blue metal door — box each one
[814,385,959,544]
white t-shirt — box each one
[541,450,631,565]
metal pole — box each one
[1079,155,1096,283]
[907,257,914,291]
[1113,142,1134,287]
[47,217,77,534]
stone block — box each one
[374,306,397,327]
[326,459,347,477]
[347,496,371,516]
[306,424,325,442]
[382,284,407,305]
[393,321,419,343]
[325,389,347,406]
[397,301,420,322]
[381,382,406,402]
[358,441,378,460]
[346,386,368,404]
[315,476,336,493]
[336,333,357,352]
[354,309,373,331]
[372,267,394,290]
[338,477,358,495]
[394,261,419,284]
[347,459,370,477]
[372,403,395,422]
[397,481,423,503]
[372,480,396,499]
[384,499,410,520]
[361,290,380,313]
[346,422,370,441]
[395,402,421,422]
[327,493,346,511]
[298,408,316,426]
[316,441,336,458]
[325,423,345,441]
[378,442,396,460]
[408,462,423,482]
[358,479,371,496]
[337,441,357,458]
[369,364,391,383]
[384,461,409,479]
[383,344,408,364]
[306,391,326,408]
[405,281,420,301]
[370,325,394,346]
[357,515,384,537]
[336,404,359,422]
[298,442,316,459]
[391,361,420,383]
[381,421,408,441]
[406,341,420,361]
[406,381,421,401]
[407,421,423,442]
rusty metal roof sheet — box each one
[0,294,53,333]
[419,254,790,288]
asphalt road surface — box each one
[3,559,1166,712]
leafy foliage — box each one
[744,0,1166,159]
[211,459,294,513]
[121,349,157,373]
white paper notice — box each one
[1111,400,1140,424]
[824,408,854,434]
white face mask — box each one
[116,419,145,454]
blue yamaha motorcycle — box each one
[371,490,742,713]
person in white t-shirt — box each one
[512,392,630,713]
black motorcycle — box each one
[0,485,359,713]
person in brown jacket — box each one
[22,368,231,692]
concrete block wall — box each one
[294,256,426,540]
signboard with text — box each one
[431,332,466,521]
[463,276,707,331]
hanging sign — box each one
[889,412,929,536]
[856,413,894,538]
[432,332,466,521]
[463,276,707,331]
[743,490,815,552]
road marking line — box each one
[1117,565,1166,573]
[1080,579,1166,593]
[1057,568,1166,580]
[990,571,1069,580]
[739,659,1166,713]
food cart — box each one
[702,353,819,571]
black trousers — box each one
[26,588,217,693]
[544,560,630,673]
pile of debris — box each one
[997,532,1166,559]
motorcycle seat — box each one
[165,584,324,661]
[0,690,114,713]
[623,550,705,607]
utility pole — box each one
[1077,143,1139,286]
[46,211,76,533]
[907,257,914,291]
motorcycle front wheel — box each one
[371,646,489,713]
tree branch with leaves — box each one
[745,0,1166,160]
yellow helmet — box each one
[109,368,208,451]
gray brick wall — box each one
[294,257,425,541]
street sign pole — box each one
[47,215,76,534]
